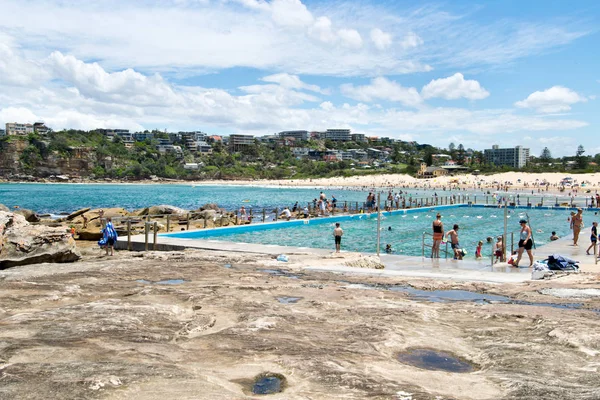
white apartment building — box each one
[229,134,255,151]
[279,130,308,141]
[484,145,530,168]
[325,129,351,142]
[6,123,34,136]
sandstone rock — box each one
[344,255,385,270]
[137,205,188,216]
[0,211,81,268]
[15,208,40,223]
[199,203,220,212]
[0,204,9,212]
[77,227,103,241]
[66,207,91,221]
[87,208,131,220]
[196,210,217,220]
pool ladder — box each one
[421,232,450,259]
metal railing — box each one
[421,231,450,259]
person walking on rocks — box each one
[101,217,118,256]
[333,223,343,253]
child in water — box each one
[475,241,483,259]
[385,244,393,253]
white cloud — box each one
[271,0,314,28]
[421,73,490,100]
[309,16,336,43]
[515,86,588,113]
[48,52,178,106]
[340,77,422,106]
[0,106,39,123]
[399,32,423,49]
[337,29,363,49]
[261,73,326,94]
[370,28,392,50]
[0,29,591,156]
[0,34,49,87]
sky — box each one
[0,0,598,157]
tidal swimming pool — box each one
[165,206,595,258]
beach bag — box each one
[546,254,579,271]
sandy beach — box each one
[192,172,600,195]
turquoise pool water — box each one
[167,205,596,258]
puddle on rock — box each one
[397,349,474,373]
[340,281,594,312]
[277,296,302,304]
[224,264,232,269]
[258,269,301,279]
[136,279,187,285]
[252,373,285,395]
[388,286,510,303]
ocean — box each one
[0,183,577,215]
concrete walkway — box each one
[527,233,600,273]
[119,233,534,284]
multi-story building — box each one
[484,145,530,168]
[6,123,34,136]
[228,134,255,152]
[197,141,212,154]
[279,130,308,141]
[133,132,154,142]
[351,133,367,143]
[325,128,351,142]
[96,129,129,139]
[32,122,51,135]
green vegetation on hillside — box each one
[0,132,597,180]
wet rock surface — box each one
[0,248,599,399]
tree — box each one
[456,144,465,165]
[576,145,587,169]
[540,147,552,162]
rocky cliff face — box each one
[0,138,28,175]
[0,138,97,177]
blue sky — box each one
[0,0,598,157]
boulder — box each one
[15,208,40,223]
[87,208,131,221]
[0,211,81,269]
[137,205,188,216]
[77,227,103,241]
[66,207,91,221]
[199,203,220,212]
[196,210,217,220]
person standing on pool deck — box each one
[431,213,444,258]
[572,208,584,246]
[446,224,462,260]
[586,222,598,255]
[333,223,343,253]
[514,219,533,267]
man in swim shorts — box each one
[446,224,462,260]
[333,223,343,253]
